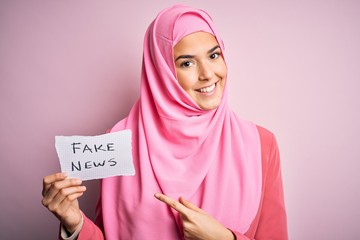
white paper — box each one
[55,130,135,180]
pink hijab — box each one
[99,4,262,239]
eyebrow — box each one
[175,45,220,62]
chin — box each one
[199,102,221,111]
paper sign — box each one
[55,130,135,180]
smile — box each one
[197,82,217,93]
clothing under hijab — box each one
[100,4,262,239]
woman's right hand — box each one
[42,172,86,234]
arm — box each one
[253,129,288,239]
[59,214,83,240]
[232,127,288,239]
[72,179,105,240]
[67,185,105,240]
[58,212,104,240]
[74,214,104,240]
[234,126,288,240]
[75,184,104,240]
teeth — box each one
[199,84,215,93]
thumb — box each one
[179,197,206,214]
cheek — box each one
[221,65,228,81]
[176,71,195,91]
[214,60,227,77]
[216,67,227,81]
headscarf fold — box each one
[100,4,262,239]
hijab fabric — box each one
[101,5,262,239]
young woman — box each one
[42,5,288,240]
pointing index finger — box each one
[154,193,188,215]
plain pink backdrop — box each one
[1,1,359,239]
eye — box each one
[180,60,193,68]
[210,52,220,59]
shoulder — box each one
[255,125,276,146]
[255,125,280,164]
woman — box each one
[42,5,288,240]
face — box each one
[173,32,227,110]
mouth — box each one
[196,82,218,93]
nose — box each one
[198,62,214,81]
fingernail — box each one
[154,193,160,198]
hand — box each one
[154,193,234,240]
[42,172,86,233]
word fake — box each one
[71,142,115,154]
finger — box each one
[179,196,206,214]
[57,192,84,215]
[46,185,86,211]
[42,179,83,207]
[42,172,67,196]
[48,192,84,219]
[154,193,188,215]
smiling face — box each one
[173,32,227,110]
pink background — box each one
[1,1,359,239]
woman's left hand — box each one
[154,193,234,240]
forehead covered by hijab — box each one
[151,5,224,72]
[172,13,214,46]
